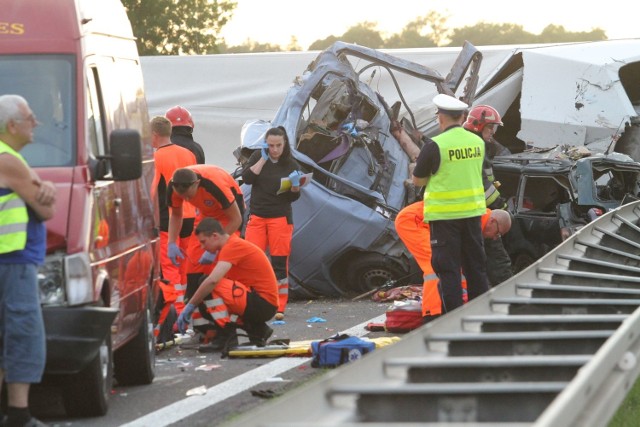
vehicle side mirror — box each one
[109,129,142,181]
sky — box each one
[220,0,638,50]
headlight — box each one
[38,254,65,305]
[64,252,93,306]
[38,252,93,306]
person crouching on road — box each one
[166,164,245,339]
[412,94,490,321]
[175,218,279,352]
[395,202,511,323]
[242,126,304,321]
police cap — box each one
[433,94,468,115]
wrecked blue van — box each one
[233,41,482,298]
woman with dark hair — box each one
[242,126,303,320]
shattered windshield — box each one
[0,55,76,167]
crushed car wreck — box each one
[474,39,640,272]
[234,41,482,298]
[492,147,640,272]
[233,39,640,298]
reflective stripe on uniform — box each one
[424,127,486,221]
[0,140,29,254]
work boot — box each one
[422,314,441,325]
[244,322,273,347]
[198,323,238,353]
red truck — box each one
[1,0,160,416]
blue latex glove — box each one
[260,142,269,161]
[341,122,358,136]
[177,303,196,334]
[168,242,185,266]
[198,250,217,265]
[289,170,303,187]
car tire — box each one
[343,253,407,296]
[114,291,156,386]
[62,335,112,417]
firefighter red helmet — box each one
[165,105,194,128]
[463,105,503,133]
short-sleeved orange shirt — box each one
[154,144,197,225]
[481,208,491,230]
[218,234,278,307]
[168,164,244,227]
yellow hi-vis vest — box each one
[0,140,28,254]
[423,127,486,221]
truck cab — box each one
[1,0,159,416]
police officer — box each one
[412,94,490,321]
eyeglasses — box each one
[13,114,38,126]
[495,220,502,239]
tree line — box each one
[121,0,607,55]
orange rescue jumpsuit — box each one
[395,202,491,316]
[168,164,245,331]
[153,144,196,333]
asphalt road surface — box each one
[31,297,398,426]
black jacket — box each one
[170,126,205,164]
[242,151,301,222]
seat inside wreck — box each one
[295,78,396,205]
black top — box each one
[413,138,440,179]
[170,127,206,164]
[413,125,467,179]
[241,151,301,222]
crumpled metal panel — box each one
[237,42,483,297]
[518,40,640,150]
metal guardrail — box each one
[223,201,640,426]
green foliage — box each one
[308,35,341,51]
[385,11,448,49]
[306,15,607,52]
[341,22,385,48]
[537,24,607,43]
[447,22,606,47]
[448,22,534,47]
[609,376,640,426]
[220,36,302,53]
[221,40,283,53]
[309,22,384,50]
[121,0,237,55]
[121,3,609,55]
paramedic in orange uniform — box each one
[167,164,245,334]
[176,218,278,352]
[150,116,197,338]
[395,202,511,323]
[242,126,303,320]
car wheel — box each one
[343,253,407,296]
[63,335,112,417]
[114,291,156,386]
